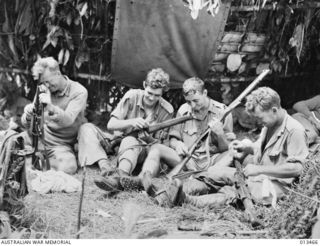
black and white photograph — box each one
[0,0,319,242]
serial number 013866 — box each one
[300,240,319,245]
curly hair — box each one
[144,68,170,92]
[182,77,205,96]
[245,87,281,113]
[32,57,60,79]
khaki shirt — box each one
[111,89,174,140]
[253,112,309,185]
[246,113,309,206]
[22,77,88,146]
[169,99,233,156]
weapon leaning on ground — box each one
[233,159,262,227]
[167,69,270,179]
[95,114,194,155]
[30,84,50,171]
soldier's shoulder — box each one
[159,98,174,114]
[210,99,227,110]
[286,114,305,132]
[69,79,88,95]
[121,89,142,102]
[178,103,191,115]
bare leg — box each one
[139,143,182,178]
[118,136,142,175]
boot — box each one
[184,187,237,209]
[154,179,186,208]
[94,169,128,192]
[94,175,123,192]
[119,176,143,191]
[141,171,157,197]
[98,159,116,177]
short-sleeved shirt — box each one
[169,99,233,157]
[253,112,309,185]
[110,89,174,140]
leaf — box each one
[80,2,88,17]
[63,49,70,66]
[66,13,72,26]
[58,49,64,64]
[74,16,80,26]
[50,37,58,47]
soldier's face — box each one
[184,91,207,112]
[40,69,61,93]
[143,86,163,107]
[252,106,278,128]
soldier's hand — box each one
[39,90,52,106]
[208,120,224,136]
[243,164,261,177]
[24,104,35,115]
[130,117,149,129]
[175,141,188,156]
[230,139,253,152]
[229,139,253,159]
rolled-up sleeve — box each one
[286,129,309,165]
[110,90,132,120]
[46,90,87,129]
[223,113,235,140]
[169,110,183,141]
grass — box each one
[13,126,319,239]
[14,126,269,239]
[20,166,273,239]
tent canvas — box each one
[111,0,230,88]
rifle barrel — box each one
[167,69,270,179]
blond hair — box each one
[183,77,205,96]
[32,57,60,79]
[246,87,281,113]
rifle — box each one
[233,159,262,227]
[96,114,194,155]
[30,84,50,171]
[167,69,270,179]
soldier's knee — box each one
[50,150,78,175]
[121,136,139,146]
[148,144,162,157]
[78,123,95,138]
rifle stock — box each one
[147,115,193,133]
[99,115,194,154]
[167,69,270,179]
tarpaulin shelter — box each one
[111,0,230,89]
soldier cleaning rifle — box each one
[22,57,88,174]
[78,68,178,192]
[107,77,235,196]
[155,87,308,214]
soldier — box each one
[117,77,235,195]
[89,68,174,191]
[21,57,88,174]
[159,87,309,209]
